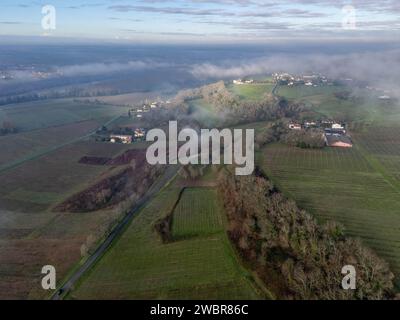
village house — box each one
[110,134,133,144]
[233,79,244,85]
[289,123,302,130]
[325,128,346,135]
[134,128,146,139]
[332,123,345,130]
[233,78,254,85]
[304,121,317,128]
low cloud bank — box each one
[190,49,400,97]
[3,60,171,84]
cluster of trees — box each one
[334,90,352,101]
[55,163,164,213]
[172,81,306,128]
[281,128,326,149]
[254,121,287,150]
[153,188,186,244]
[218,168,396,300]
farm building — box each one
[110,134,133,144]
[325,128,346,135]
[134,128,146,139]
[332,123,345,130]
[325,134,353,148]
[304,121,317,128]
[289,123,302,130]
[233,78,254,85]
[233,79,244,85]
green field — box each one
[227,83,275,101]
[354,127,400,187]
[69,186,263,299]
[277,84,400,126]
[172,188,223,240]
[261,143,400,287]
[276,84,343,100]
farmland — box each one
[172,188,223,241]
[0,98,132,173]
[68,185,264,299]
[0,120,101,170]
[261,143,400,288]
[0,96,146,299]
[255,80,400,290]
[276,84,400,126]
[227,82,275,101]
[354,127,400,187]
[0,98,130,132]
[0,137,140,299]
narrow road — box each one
[51,164,180,300]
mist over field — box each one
[1,41,399,98]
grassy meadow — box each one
[227,82,275,101]
[277,84,400,126]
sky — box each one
[0,0,399,43]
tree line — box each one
[218,167,397,300]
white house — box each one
[332,123,345,130]
[233,79,244,85]
[110,134,133,144]
[289,123,302,130]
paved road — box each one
[51,164,180,300]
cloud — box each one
[2,60,173,84]
[0,21,21,25]
[189,46,400,101]
[190,49,400,91]
[108,5,227,16]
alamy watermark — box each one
[341,265,356,290]
[41,5,56,31]
[342,5,356,30]
[146,121,254,176]
[41,265,56,290]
